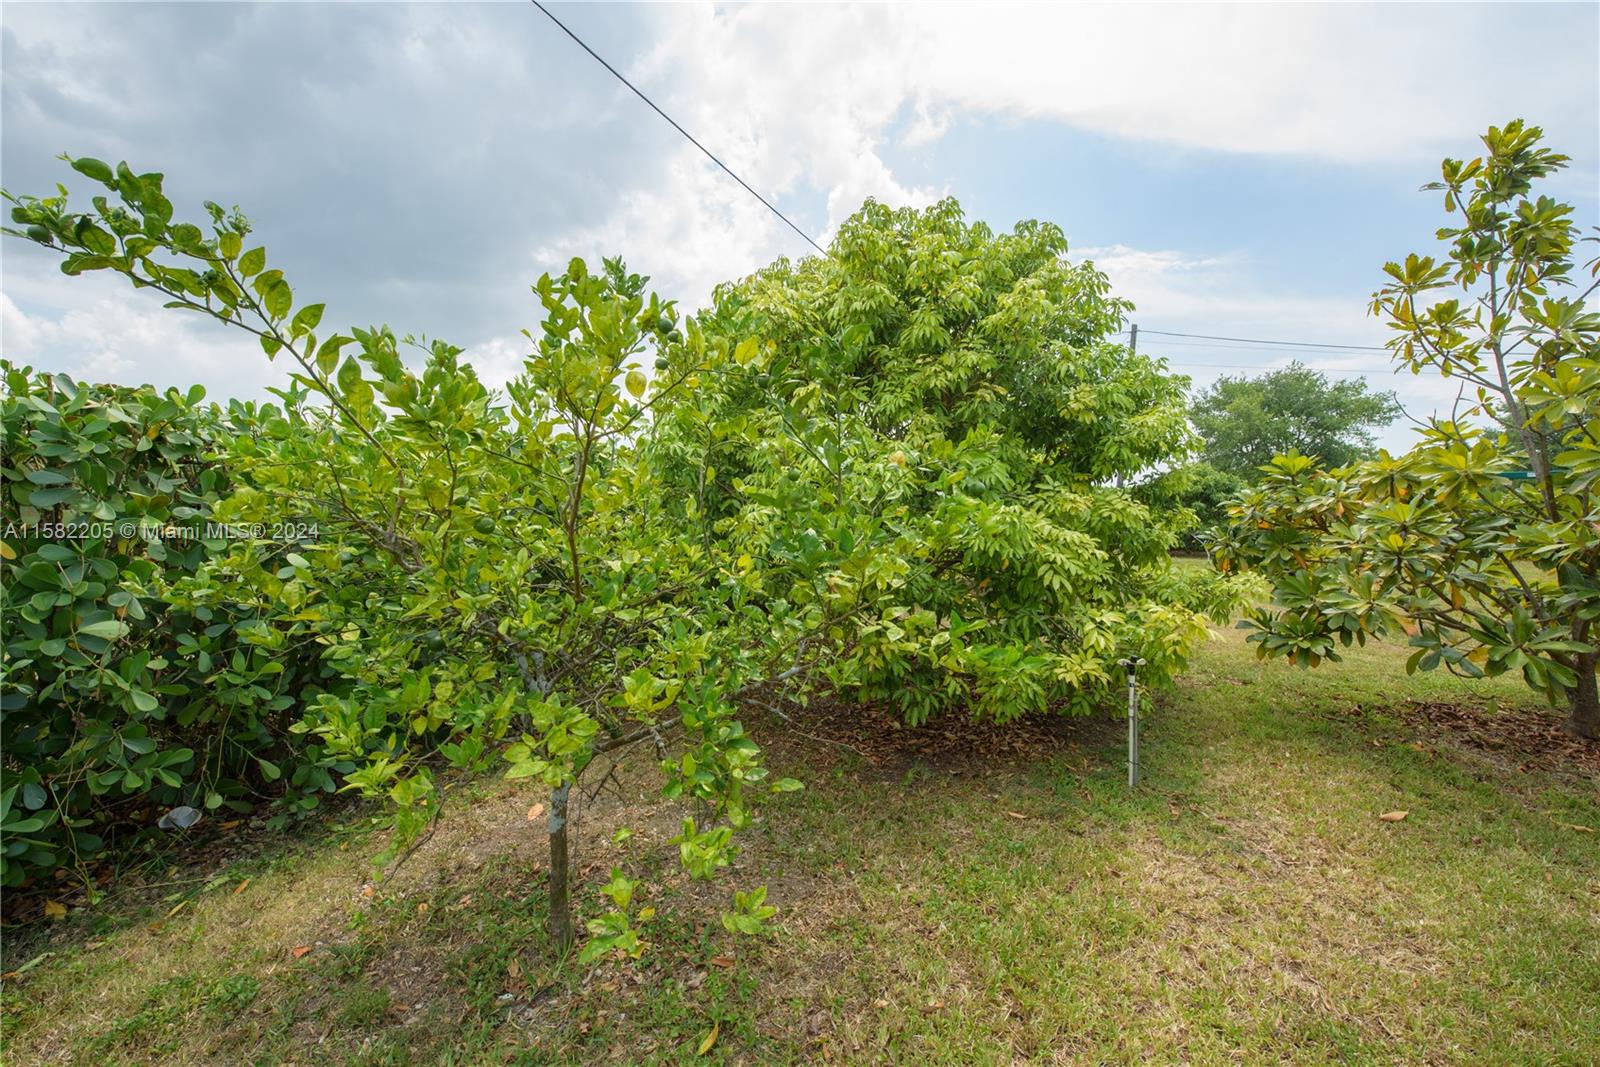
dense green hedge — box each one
[1,362,335,888]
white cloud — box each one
[639,2,1596,199]
[1,1,1593,403]
[2,275,281,399]
[528,145,793,313]
[1070,242,1477,452]
[460,334,529,394]
[1077,245,1233,280]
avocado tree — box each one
[4,160,806,952]
[1214,121,1600,739]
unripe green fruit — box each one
[473,516,495,535]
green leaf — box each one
[291,303,324,336]
[28,487,77,508]
[70,156,116,185]
[77,619,130,641]
[316,335,352,377]
[24,469,70,486]
[238,246,266,277]
[218,231,242,260]
[336,357,363,397]
[576,939,612,965]
[263,279,293,320]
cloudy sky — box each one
[3,2,1597,448]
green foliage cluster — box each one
[1215,121,1600,738]
[0,366,332,887]
[655,199,1228,726]
[1164,363,1402,549]
[1,160,1250,945]
[1192,362,1402,477]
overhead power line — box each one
[1156,358,1394,377]
[529,0,828,259]
[1133,328,1389,352]
[1134,336,1391,356]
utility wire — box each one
[1130,328,1389,352]
[1153,348,1398,373]
[1156,358,1394,377]
[1132,336,1391,357]
[518,11,1400,356]
[529,0,828,259]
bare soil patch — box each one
[1334,698,1599,782]
[755,693,1123,778]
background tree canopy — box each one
[1191,361,1402,478]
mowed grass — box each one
[3,626,1596,1065]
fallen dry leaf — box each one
[1378,810,1409,822]
[166,900,189,918]
[42,900,66,921]
[1558,822,1595,834]
[232,878,251,895]
[1005,811,1027,820]
[922,1000,945,1013]
[697,1020,720,1056]
[527,803,546,822]
[291,945,313,959]
[708,955,735,969]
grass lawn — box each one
[3,624,1597,1065]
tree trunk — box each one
[1568,653,1600,740]
[548,783,573,950]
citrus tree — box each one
[1214,121,1600,739]
[4,160,806,952]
